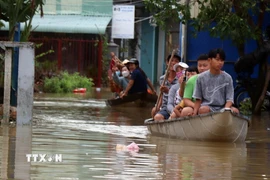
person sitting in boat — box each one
[112,65,130,91]
[109,65,123,96]
[166,62,189,119]
[120,58,149,97]
[152,54,181,120]
[108,54,127,95]
[180,54,210,117]
[192,48,239,115]
[174,62,189,80]
[169,66,198,119]
[127,58,156,95]
[172,62,189,105]
[112,59,131,88]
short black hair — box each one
[129,58,139,65]
[197,54,208,61]
[186,66,199,74]
[166,54,181,62]
[208,48,226,60]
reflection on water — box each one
[150,137,247,180]
[0,126,31,179]
[0,89,270,179]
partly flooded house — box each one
[0,0,113,87]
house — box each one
[136,2,270,85]
[0,0,113,87]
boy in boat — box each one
[152,54,181,120]
[180,54,210,117]
[192,48,239,115]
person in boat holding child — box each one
[120,58,156,98]
[169,66,198,119]
[165,61,189,119]
[192,48,239,115]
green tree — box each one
[144,0,270,114]
[0,0,44,41]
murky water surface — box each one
[1,88,270,179]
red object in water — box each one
[73,88,87,93]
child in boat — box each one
[192,48,239,115]
[169,66,198,119]
[180,54,210,117]
[152,54,181,120]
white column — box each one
[17,44,35,125]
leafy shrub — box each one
[44,71,94,93]
[239,99,252,116]
[239,98,266,116]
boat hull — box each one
[106,92,157,107]
[144,111,250,143]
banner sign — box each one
[111,5,135,39]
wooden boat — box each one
[106,92,157,107]
[144,110,250,143]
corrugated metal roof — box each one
[42,0,112,16]
[1,15,111,34]
[0,0,113,34]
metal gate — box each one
[31,38,103,87]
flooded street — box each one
[1,88,270,179]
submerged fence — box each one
[32,38,103,87]
[0,37,103,87]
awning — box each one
[1,15,111,34]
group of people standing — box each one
[152,48,239,121]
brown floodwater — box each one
[0,88,270,180]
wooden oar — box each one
[154,49,176,113]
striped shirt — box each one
[159,75,178,110]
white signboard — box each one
[111,5,135,39]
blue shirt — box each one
[129,68,147,94]
[112,72,129,90]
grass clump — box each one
[44,71,94,93]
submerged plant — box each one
[239,98,266,116]
[44,71,94,93]
[239,99,252,116]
